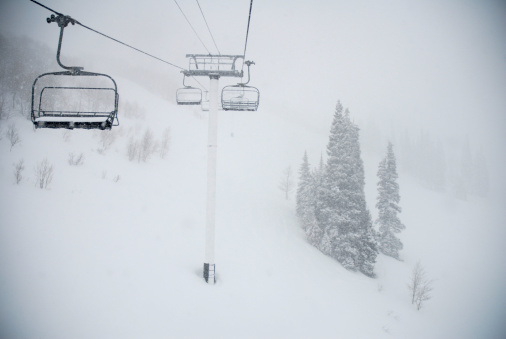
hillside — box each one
[1,78,505,339]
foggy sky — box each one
[1,0,505,188]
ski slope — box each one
[1,79,505,339]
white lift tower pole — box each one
[204,74,219,284]
[183,54,245,284]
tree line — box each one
[296,101,404,277]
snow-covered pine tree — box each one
[315,101,349,262]
[356,209,378,277]
[315,102,377,275]
[296,151,313,229]
[306,153,326,247]
[347,114,378,276]
[376,142,405,260]
[296,151,323,247]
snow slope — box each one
[1,79,505,339]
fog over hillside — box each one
[1,0,505,338]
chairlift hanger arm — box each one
[240,60,255,85]
[46,14,84,74]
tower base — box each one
[203,263,215,284]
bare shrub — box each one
[127,128,158,162]
[0,96,9,121]
[159,127,171,159]
[278,166,295,200]
[113,175,120,183]
[13,159,24,184]
[62,130,71,142]
[6,123,21,151]
[97,130,116,154]
[127,136,139,162]
[68,152,85,166]
[35,158,54,189]
[140,128,157,162]
[408,261,434,310]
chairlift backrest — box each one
[31,71,119,130]
[220,60,259,111]
[176,74,203,106]
[176,86,202,105]
[221,85,259,111]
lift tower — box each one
[183,54,245,284]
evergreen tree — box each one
[346,109,378,276]
[356,210,378,277]
[376,142,405,260]
[296,151,324,247]
[315,102,377,275]
[306,216,324,249]
[315,101,349,259]
[307,153,325,248]
[296,151,313,229]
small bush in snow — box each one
[13,159,24,184]
[140,128,157,162]
[127,136,139,162]
[278,165,295,200]
[62,130,71,142]
[68,152,85,166]
[127,128,158,163]
[408,261,434,310]
[97,130,116,154]
[6,123,21,151]
[35,158,54,189]
[0,97,9,121]
[159,127,171,159]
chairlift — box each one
[31,14,119,130]
[221,61,259,111]
[176,75,202,105]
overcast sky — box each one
[2,0,505,184]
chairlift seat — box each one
[34,115,112,130]
[221,85,259,111]
[176,86,202,105]
[31,71,119,130]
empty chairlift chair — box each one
[221,61,259,111]
[31,14,119,130]
[176,75,202,105]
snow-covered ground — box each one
[1,79,505,339]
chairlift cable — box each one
[29,0,185,71]
[172,0,211,54]
[195,0,221,55]
[30,0,62,16]
[75,21,186,71]
[191,77,208,92]
[242,0,254,69]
